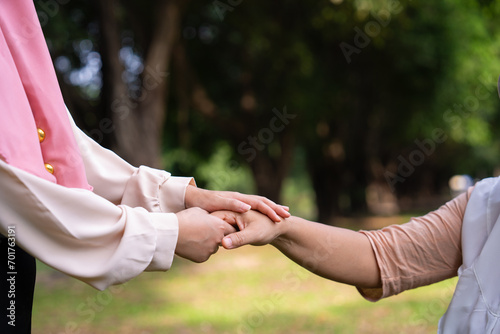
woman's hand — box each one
[185,185,290,222]
[175,207,236,263]
[211,210,287,249]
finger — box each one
[211,212,244,231]
[231,192,277,207]
[235,216,245,232]
[274,205,291,218]
[222,231,246,249]
[210,211,226,219]
[209,214,237,234]
[253,201,282,223]
[263,202,290,218]
[228,194,280,222]
[211,196,252,213]
[230,193,290,221]
[211,211,236,224]
[223,225,266,249]
[222,222,237,236]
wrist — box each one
[270,216,293,247]
[184,185,197,208]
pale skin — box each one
[174,185,290,263]
[212,210,381,289]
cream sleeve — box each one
[0,159,178,290]
[0,112,195,290]
[358,188,472,301]
[69,113,194,212]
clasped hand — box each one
[212,210,286,250]
[174,186,289,263]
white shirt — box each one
[438,177,500,333]
[0,113,193,290]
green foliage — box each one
[41,0,500,217]
[163,143,255,193]
[178,0,500,215]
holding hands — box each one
[184,185,290,222]
[175,187,380,289]
[211,210,287,249]
[174,185,290,263]
[175,207,236,263]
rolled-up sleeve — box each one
[358,189,471,301]
[0,159,178,290]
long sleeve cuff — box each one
[145,212,179,271]
[0,159,181,291]
[121,165,194,213]
[159,176,195,213]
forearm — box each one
[271,216,381,289]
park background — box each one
[33,0,500,332]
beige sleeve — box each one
[358,188,472,301]
[69,110,194,213]
[0,160,178,290]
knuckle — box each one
[199,252,211,263]
[191,207,202,213]
[234,233,245,245]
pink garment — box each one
[0,0,91,189]
[359,188,471,301]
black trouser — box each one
[0,235,36,333]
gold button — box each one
[38,128,46,142]
[44,163,54,174]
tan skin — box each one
[212,210,381,289]
[174,185,290,263]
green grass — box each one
[32,244,457,334]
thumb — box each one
[222,231,249,250]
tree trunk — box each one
[248,131,295,204]
[309,161,340,225]
[96,0,181,168]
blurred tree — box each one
[93,0,178,167]
[40,0,186,167]
[178,0,500,222]
[169,1,309,202]
[39,0,500,223]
